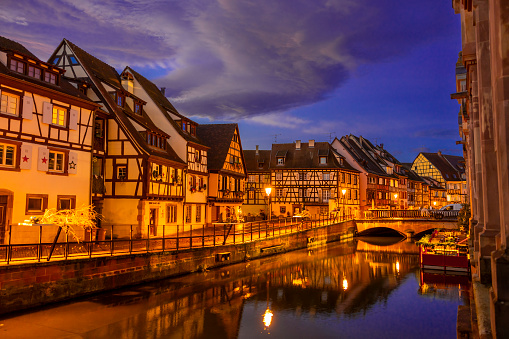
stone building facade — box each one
[452,0,509,336]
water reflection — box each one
[0,238,469,339]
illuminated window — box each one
[0,91,19,116]
[0,143,16,167]
[52,106,67,126]
[48,151,65,172]
[276,189,283,197]
[276,172,282,180]
[248,175,256,182]
[117,165,127,180]
[248,190,254,199]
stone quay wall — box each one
[0,221,354,316]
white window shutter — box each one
[20,143,32,170]
[68,151,78,174]
[69,109,79,130]
[38,147,49,171]
[318,172,323,180]
[331,188,336,197]
[22,96,34,120]
[294,172,299,180]
[42,102,52,124]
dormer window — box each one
[277,157,285,165]
[182,121,187,132]
[28,65,42,80]
[44,72,57,85]
[134,102,142,115]
[116,93,124,107]
[146,132,166,150]
[190,124,196,136]
[319,156,327,164]
[9,59,25,73]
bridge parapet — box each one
[364,209,459,220]
[355,219,458,238]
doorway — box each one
[149,208,157,236]
[0,196,7,243]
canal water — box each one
[0,238,469,339]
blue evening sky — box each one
[1,0,462,162]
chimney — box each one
[256,145,259,155]
[438,150,442,156]
[296,140,301,150]
[309,139,314,148]
[160,87,166,95]
[380,143,384,149]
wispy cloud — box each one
[1,0,455,121]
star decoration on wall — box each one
[41,157,47,163]
[22,155,29,162]
[69,161,76,169]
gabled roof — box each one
[55,39,183,165]
[401,164,425,182]
[124,67,206,147]
[339,135,391,177]
[0,36,93,104]
[420,152,464,181]
[270,141,358,171]
[243,150,271,172]
[197,124,242,171]
[0,36,38,59]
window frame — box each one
[167,204,177,223]
[0,141,19,169]
[0,89,21,117]
[28,65,42,80]
[57,195,76,210]
[117,164,128,181]
[47,149,68,174]
[25,194,48,215]
[185,205,192,223]
[195,205,201,223]
[9,58,25,74]
[51,104,68,127]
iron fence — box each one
[0,213,352,265]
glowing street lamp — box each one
[265,187,272,221]
[394,193,398,210]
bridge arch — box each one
[355,220,457,238]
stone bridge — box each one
[354,219,458,238]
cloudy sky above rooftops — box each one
[1,0,462,162]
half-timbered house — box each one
[48,39,186,236]
[0,36,99,243]
[243,146,271,217]
[412,152,467,204]
[332,135,394,211]
[197,124,246,223]
[269,140,360,218]
[119,67,210,231]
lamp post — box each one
[265,187,272,221]
[341,189,346,221]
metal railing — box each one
[364,209,460,220]
[0,214,352,265]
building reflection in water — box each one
[0,237,469,339]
